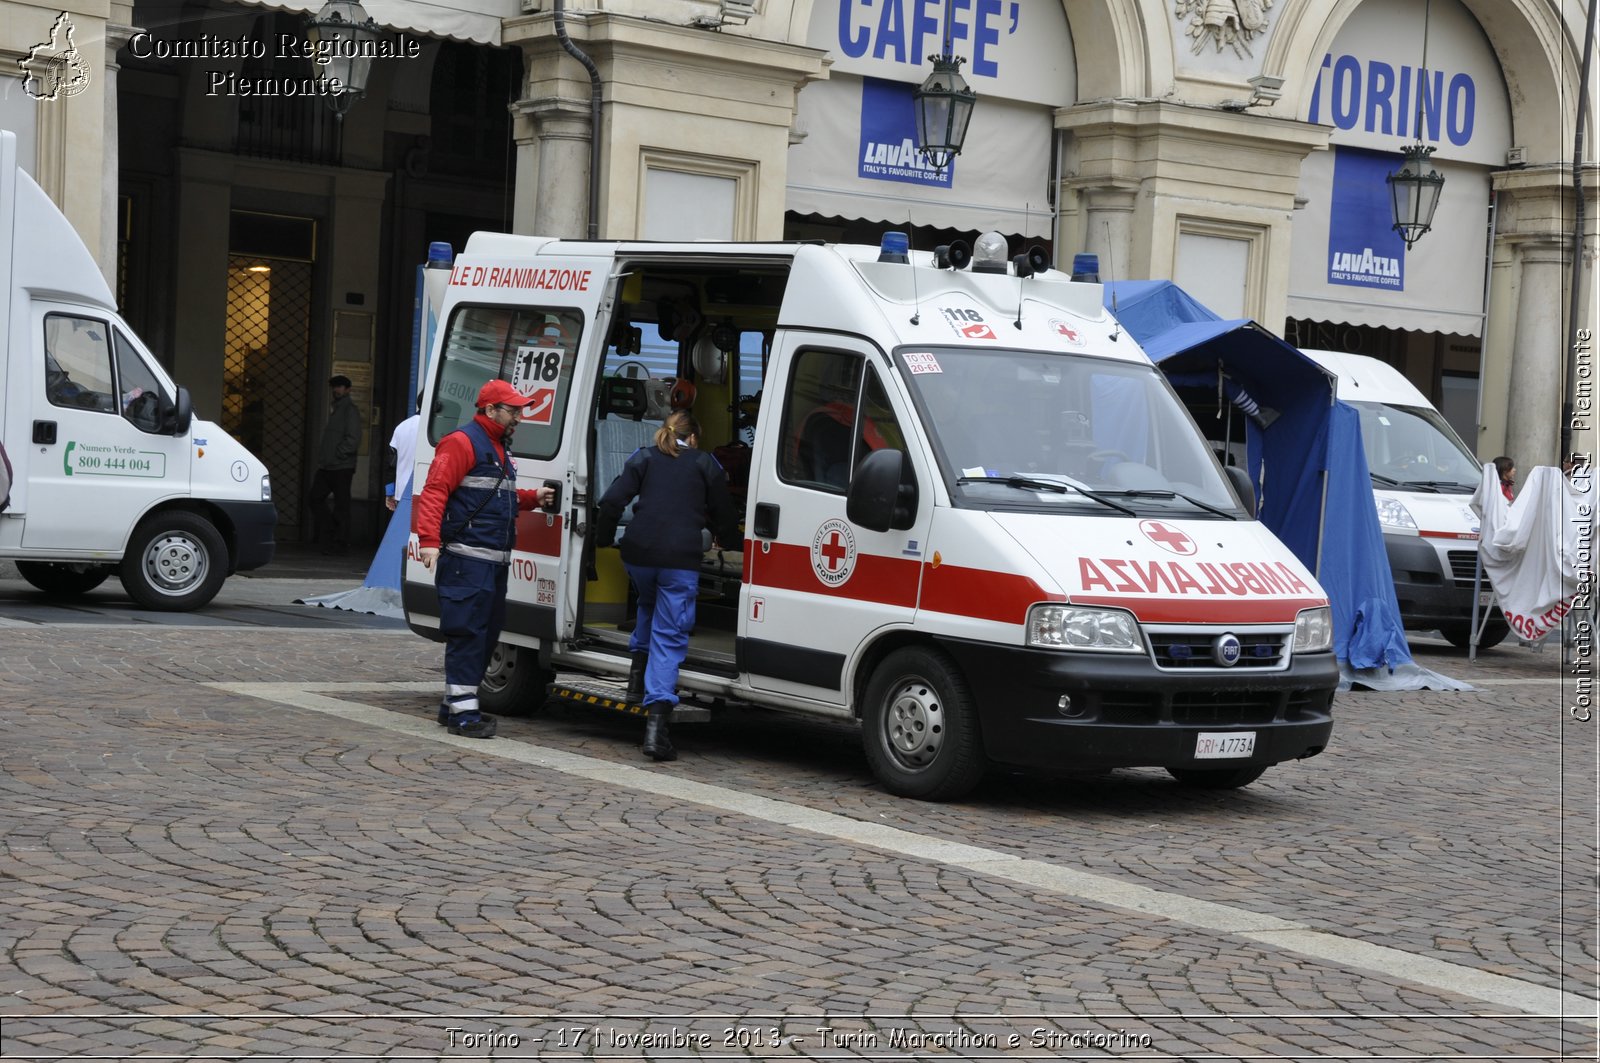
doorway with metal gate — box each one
[222,211,316,538]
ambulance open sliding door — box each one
[742,335,931,704]
[411,260,608,644]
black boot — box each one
[642,702,677,762]
[625,651,648,705]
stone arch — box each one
[1064,0,1176,101]
[1266,0,1587,163]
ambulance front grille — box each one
[1148,632,1287,670]
[1098,690,1305,727]
[1448,550,1492,588]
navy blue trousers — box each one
[436,552,508,715]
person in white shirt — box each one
[386,392,422,511]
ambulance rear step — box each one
[546,678,712,723]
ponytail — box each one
[655,411,700,457]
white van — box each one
[402,232,1339,799]
[0,131,276,610]
[1300,350,1505,647]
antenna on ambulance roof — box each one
[1105,220,1121,342]
[907,209,922,326]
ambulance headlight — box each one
[1027,604,1142,652]
[1293,606,1333,654]
[261,474,272,502]
[1375,496,1416,530]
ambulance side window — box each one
[113,329,166,433]
[778,351,907,494]
[43,314,116,413]
[430,304,583,460]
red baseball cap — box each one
[477,379,535,409]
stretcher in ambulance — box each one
[0,130,275,610]
[402,232,1338,800]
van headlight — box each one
[1375,496,1416,530]
[1027,604,1143,652]
[261,474,272,502]
[1293,606,1333,654]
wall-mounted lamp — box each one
[306,0,383,119]
[1386,0,1444,248]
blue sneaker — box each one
[447,712,497,739]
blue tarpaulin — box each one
[1103,282,1447,687]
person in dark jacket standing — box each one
[595,410,740,761]
[414,379,555,739]
[308,375,363,554]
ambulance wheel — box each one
[863,647,985,801]
[478,643,551,716]
[1441,619,1508,649]
[119,512,227,611]
[15,561,112,596]
[1166,765,1268,789]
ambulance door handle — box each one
[32,421,57,445]
[753,502,779,539]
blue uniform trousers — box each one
[436,552,508,715]
[624,564,698,708]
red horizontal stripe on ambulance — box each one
[919,564,1063,624]
[514,512,564,556]
[1420,529,1479,540]
[747,541,918,607]
[1072,595,1326,624]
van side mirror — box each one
[1224,464,1256,517]
[847,448,917,532]
[162,386,193,436]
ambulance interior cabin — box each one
[583,260,791,666]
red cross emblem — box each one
[819,532,848,571]
[1055,322,1079,342]
[1140,519,1196,555]
[811,518,857,586]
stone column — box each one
[526,95,592,239]
[1503,236,1571,468]
[1075,184,1138,281]
[101,21,137,283]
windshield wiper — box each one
[1369,472,1440,492]
[1401,479,1472,493]
[1102,488,1238,519]
[957,475,1137,516]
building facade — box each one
[1,0,1593,543]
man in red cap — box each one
[414,379,555,738]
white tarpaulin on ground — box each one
[1471,464,1595,641]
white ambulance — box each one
[1300,350,1506,648]
[0,130,276,610]
[402,231,1338,799]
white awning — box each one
[1287,145,1490,337]
[230,0,514,45]
[787,73,1053,240]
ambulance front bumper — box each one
[935,639,1337,772]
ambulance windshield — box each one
[897,347,1242,516]
[1348,401,1478,493]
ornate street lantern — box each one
[912,53,976,174]
[306,0,383,119]
[1387,142,1445,249]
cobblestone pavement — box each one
[0,614,1595,1060]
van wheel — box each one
[15,561,112,596]
[119,512,227,611]
[862,647,985,801]
[1167,765,1268,789]
[477,643,551,716]
[1441,619,1509,649]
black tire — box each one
[15,560,113,596]
[477,643,552,716]
[118,512,228,611]
[1167,764,1268,789]
[1440,617,1509,649]
[862,646,986,801]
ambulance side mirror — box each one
[848,449,917,532]
[1224,464,1256,517]
[162,386,193,437]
